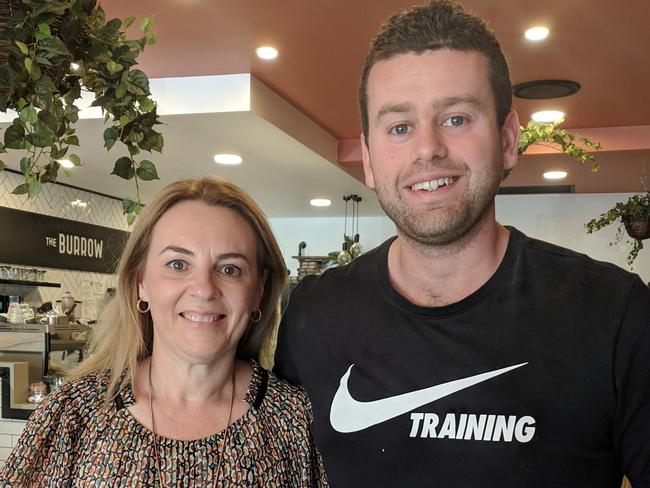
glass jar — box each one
[7,296,22,323]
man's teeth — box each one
[182,312,223,323]
[412,177,453,191]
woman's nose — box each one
[190,269,222,299]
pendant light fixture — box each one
[337,196,353,265]
[349,195,364,258]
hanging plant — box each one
[518,119,601,172]
[585,192,650,267]
[0,0,162,224]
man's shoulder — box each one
[511,226,643,288]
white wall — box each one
[271,192,649,284]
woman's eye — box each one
[442,115,466,127]
[168,260,187,271]
[389,123,410,135]
[221,264,241,277]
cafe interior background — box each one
[0,0,648,468]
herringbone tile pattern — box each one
[0,171,125,321]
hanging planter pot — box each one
[586,192,650,267]
[624,215,650,240]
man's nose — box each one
[411,123,448,164]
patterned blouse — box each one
[0,361,328,487]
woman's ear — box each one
[255,269,268,308]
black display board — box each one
[0,206,129,274]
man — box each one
[275,2,650,486]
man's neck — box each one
[387,220,511,307]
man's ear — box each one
[501,110,521,173]
[361,133,376,189]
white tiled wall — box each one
[0,170,130,461]
[0,171,129,321]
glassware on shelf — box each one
[7,296,22,323]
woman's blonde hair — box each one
[71,177,287,401]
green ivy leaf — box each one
[38,23,52,37]
[37,110,59,132]
[68,154,82,166]
[30,122,55,147]
[64,135,80,146]
[12,183,29,195]
[103,127,119,150]
[28,180,43,197]
[112,156,135,180]
[115,83,127,99]
[138,97,155,112]
[29,62,42,81]
[124,16,136,28]
[128,69,150,95]
[15,41,29,55]
[122,197,137,214]
[19,105,38,125]
[20,156,32,173]
[136,160,159,181]
[106,60,124,75]
[24,58,33,74]
[139,16,153,33]
[4,124,25,149]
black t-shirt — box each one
[274,227,650,488]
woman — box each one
[0,177,328,486]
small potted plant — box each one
[585,192,650,266]
[0,0,162,223]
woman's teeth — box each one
[412,177,453,191]
[182,312,224,323]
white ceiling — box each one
[1,75,384,217]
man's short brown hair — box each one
[359,0,512,142]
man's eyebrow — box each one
[376,103,413,121]
[431,95,480,109]
[375,96,481,122]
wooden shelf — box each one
[0,279,61,288]
[291,255,330,262]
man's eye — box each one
[389,124,409,135]
[168,260,187,271]
[221,264,241,277]
[442,115,465,127]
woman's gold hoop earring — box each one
[250,309,262,323]
[137,299,150,314]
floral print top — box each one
[0,361,328,487]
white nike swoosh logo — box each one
[330,362,527,433]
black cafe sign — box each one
[0,206,129,274]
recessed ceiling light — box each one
[255,46,278,60]
[57,159,75,169]
[213,153,243,165]
[310,198,331,207]
[532,110,565,123]
[525,26,549,41]
[543,170,568,180]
